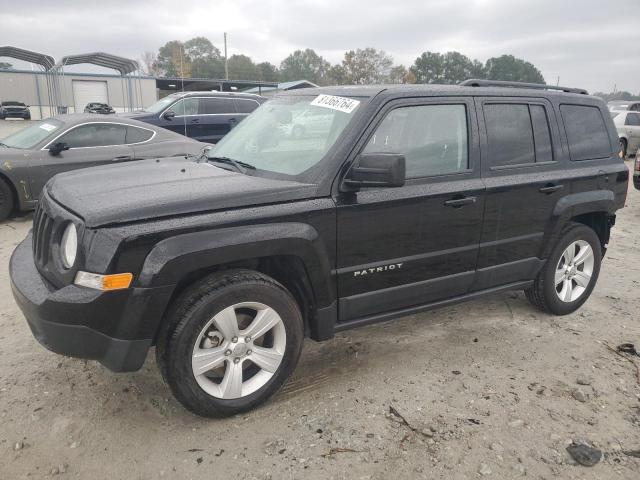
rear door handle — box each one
[444,196,477,207]
[190,118,199,123]
[539,184,564,194]
[112,155,132,162]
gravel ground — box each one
[0,157,639,479]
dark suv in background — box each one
[11,81,628,418]
[0,101,31,120]
[122,91,267,143]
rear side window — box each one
[625,113,640,126]
[126,126,154,144]
[560,105,611,161]
[234,99,260,114]
[484,104,535,166]
[201,98,236,114]
[363,104,468,178]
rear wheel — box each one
[525,223,601,315]
[156,269,304,417]
[0,178,14,221]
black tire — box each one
[156,269,304,417]
[525,223,601,315]
[0,178,14,221]
[620,138,627,159]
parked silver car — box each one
[608,100,640,112]
[611,110,640,158]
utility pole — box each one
[224,32,229,80]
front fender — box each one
[137,222,335,306]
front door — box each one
[335,97,485,322]
[30,123,134,195]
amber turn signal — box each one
[75,271,133,291]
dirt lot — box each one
[0,152,639,478]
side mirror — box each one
[49,142,70,156]
[342,153,406,191]
[163,110,176,121]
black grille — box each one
[32,203,55,267]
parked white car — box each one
[611,110,640,158]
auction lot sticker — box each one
[39,123,57,132]
[310,94,360,113]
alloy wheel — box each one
[191,302,286,399]
[554,240,594,303]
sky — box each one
[1,0,639,93]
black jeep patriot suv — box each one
[10,80,628,417]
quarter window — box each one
[560,104,611,161]
[363,104,469,178]
[57,123,127,148]
[125,126,154,144]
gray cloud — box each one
[1,0,639,93]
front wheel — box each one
[525,223,602,315]
[156,269,304,417]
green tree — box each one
[341,48,394,84]
[388,65,416,84]
[279,49,330,84]
[256,62,279,82]
[326,64,347,85]
[484,55,545,83]
[184,37,224,78]
[227,54,258,80]
[411,51,483,84]
[155,40,190,77]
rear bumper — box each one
[10,235,174,372]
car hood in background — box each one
[46,158,318,227]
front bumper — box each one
[10,235,174,372]
[3,111,29,118]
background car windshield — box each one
[1,119,64,149]
[144,96,178,113]
[210,95,360,176]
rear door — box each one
[30,122,133,194]
[474,98,567,290]
[335,97,485,322]
[198,97,238,143]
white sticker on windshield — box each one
[310,94,360,114]
[39,123,56,132]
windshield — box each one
[1,119,64,149]
[144,96,179,113]
[209,94,361,177]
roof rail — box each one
[459,79,588,95]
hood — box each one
[46,158,318,227]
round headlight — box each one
[61,223,77,269]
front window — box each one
[1,119,64,149]
[144,95,180,114]
[209,94,361,177]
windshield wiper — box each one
[207,156,256,174]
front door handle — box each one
[539,184,564,194]
[190,118,199,123]
[112,155,132,162]
[444,196,477,208]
